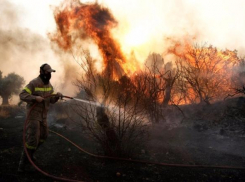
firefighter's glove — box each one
[56,92,63,99]
[36,96,44,103]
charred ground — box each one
[0,97,245,182]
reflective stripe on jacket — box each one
[20,76,58,121]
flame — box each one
[168,40,239,67]
[50,1,242,105]
[50,0,136,79]
[167,40,240,104]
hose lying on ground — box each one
[22,94,245,182]
[23,95,83,182]
[49,129,245,170]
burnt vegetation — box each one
[1,1,245,181]
[59,43,245,158]
[48,1,245,159]
[67,52,149,157]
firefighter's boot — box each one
[18,149,28,172]
[18,149,35,172]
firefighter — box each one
[18,63,62,172]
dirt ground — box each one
[1,103,245,182]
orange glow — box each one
[50,1,243,106]
[121,62,138,76]
[123,25,150,48]
[167,40,240,104]
[167,40,239,68]
[50,1,131,79]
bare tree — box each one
[162,62,180,107]
[133,53,179,123]
[71,52,149,157]
[174,44,239,104]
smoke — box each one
[50,0,130,78]
[50,0,245,76]
[0,0,79,104]
[2,0,245,103]
[101,0,245,59]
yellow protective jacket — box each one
[19,76,58,121]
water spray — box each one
[22,94,245,182]
[61,95,105,107]
[72,97,103,107]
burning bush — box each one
[69,53,149,157]
[51,1,244,107]
[169,43,240,104]
[50,0,245,156]
[132,53,179,122]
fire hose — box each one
[23,95,81,182]
[22,95,245,182]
